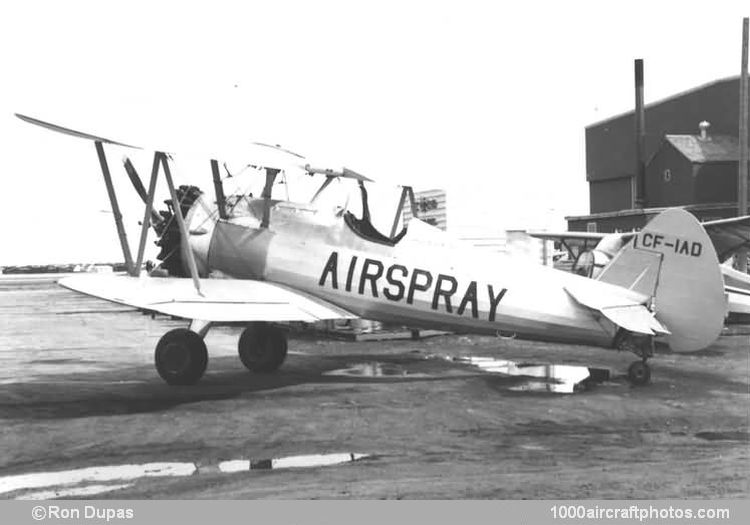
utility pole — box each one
[738,18,749,272]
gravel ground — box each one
[0,276,747,499]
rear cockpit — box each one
[239,163,415,246]
[343,181,408,246]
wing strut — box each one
[389,186,419,237]
[310,176,334,203]
[406,186,418,217]
[134,153,161,273]
[261,168,280,228]
[95,141,135,275]
[210,159,228,220]
[390,186,410,238]
[160,153,203,295]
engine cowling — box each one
[155,185,215,277]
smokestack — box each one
[634,59,646,209]
[699,120,711,140]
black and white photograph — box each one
[0,0,748,510]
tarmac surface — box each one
[0,274,748,499]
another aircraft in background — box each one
[530,218,750,318]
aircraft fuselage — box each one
[194,199,620,347]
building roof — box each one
[565,202,738,222]
[585,76,738,129]
[664,134,740,163]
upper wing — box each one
[16,113,370,182]
[527,231,607,243]
[702,216,750,262]
[527,231,614,260]
[15,113,140,148]
[532,217,750,265]
[59,274,357,322]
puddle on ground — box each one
[3,452,370,499]
[27,358,96,365]
[324,356,609,394]
[21,483,134,500]
[217,453,369,472]
[452,356,609,394]
[695,431,750,442]
[0,462,197,496]
[323,362,429,379]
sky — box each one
[0,0,748,265]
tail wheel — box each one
[238,323,288,373]
[155,328,208,385]
[627,360,651,386]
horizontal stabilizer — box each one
[598,305,670,336]
[564,279,647,312]
[59,274,357,323]
[564,281,665,335]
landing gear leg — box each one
[614,330,653,386]
[238,322,288,373]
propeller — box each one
[122,156,165,228]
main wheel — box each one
[155,328,208,385]
[238,323,288,373]
[627,360,651,386]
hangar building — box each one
[567,76,750,232]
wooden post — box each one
[634,59,646,209]
[210,159,228,220]
[95,141,135,275]
[134,153,161,274]
[738,18,749,272]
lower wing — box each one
[59,274,357,322]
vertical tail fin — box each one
[597,208,726,352]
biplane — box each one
[16,114,728,386]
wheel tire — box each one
[238,324,288,373]
[155,328,208,385]
[627,360,651,386]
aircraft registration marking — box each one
[318,251,507,321]
[634,233,702,257]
